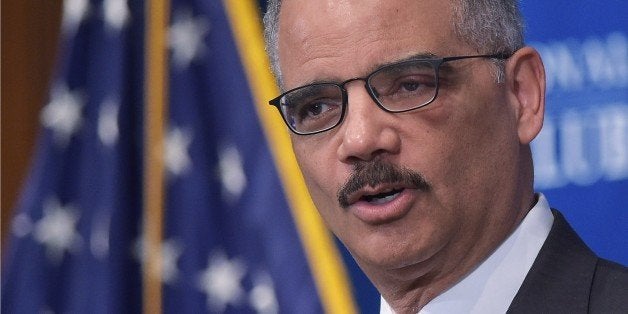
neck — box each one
[370,243,504,313]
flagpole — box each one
[143,0,169,312]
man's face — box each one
[278,0,525,280]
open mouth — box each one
[360,188,404,204]
[348,186,416,224]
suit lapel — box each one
[507,210,598,313]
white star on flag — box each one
[103,0,130,33]
[11,213,34,238]
[168,9,210,69]
[132,236,182,284]
[219,144,247,204]
[62,0,90,36]
[97,98,120,147]
[33,197,83,264]
[41,84,84,147]
[249,271,279,314]
[165,127,193,177]
[198,251,247,312]
[160,239,183,284]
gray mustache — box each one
[337,161,430,208]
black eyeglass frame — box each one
[269,53,512,135]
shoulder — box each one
[508,209,627,313]
[594,258,628,283]
[589,258,628,313]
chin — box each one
[349,232,433,270]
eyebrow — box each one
[296,51,442,87]
[369,51,439,71]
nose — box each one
[336,82,401,163]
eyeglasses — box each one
[269,53,512,135]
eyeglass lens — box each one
[279,60,439,134]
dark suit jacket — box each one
[507,210,628,313]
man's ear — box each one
[505,46,546,145]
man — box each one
[262,0,628,312]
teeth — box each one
[364,189,402,204]
[369,193,399,204]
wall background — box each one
[1,1,63,246]
[523,0,627,265]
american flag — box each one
[1,0,357,312]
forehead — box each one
[278,0,460,88]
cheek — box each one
[293,138,333,182]
[402,84,509,193]
[291,138,342,218]
[426,87,517,209]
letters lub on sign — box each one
[531,32,628,190]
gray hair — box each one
[263,0,525,87]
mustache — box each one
[337,160,430,208]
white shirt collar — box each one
[380,193,554,314]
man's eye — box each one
[400,81,420,92]
[300,102,332,119]
[391,76,435,95]
[373,73,435,98]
